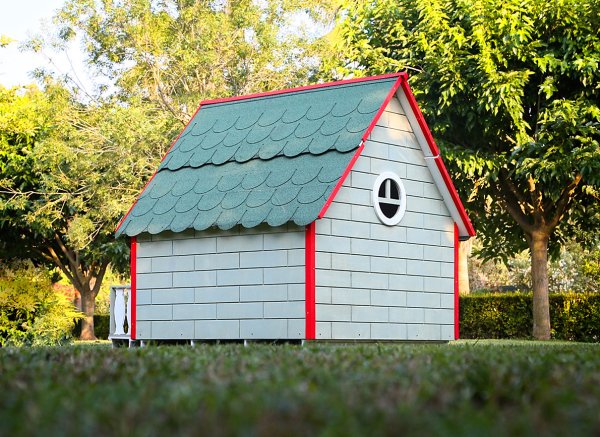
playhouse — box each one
[115,73,475,342]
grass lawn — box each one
[1,341,599,436]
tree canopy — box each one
[1,0,337,339]
[0,82,178,338]
[328,0,600,338]
[54,0,336,122]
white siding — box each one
[315,96,455,341]
[136,224,305,340]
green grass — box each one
[1,341,599,436]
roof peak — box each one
[200,73,407,107]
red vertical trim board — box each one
[453,223,460,340]
[317,73,408,219]
[130,236,137,340]
[305,222,316,340]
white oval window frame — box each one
[372,171,407,226]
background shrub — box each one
[0,261,83,346]
[460,293,600,342]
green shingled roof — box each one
[117,76,398,237]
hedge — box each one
[460,293,600,342]
[84,294,600,342]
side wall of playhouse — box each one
[314,95,456,341]
[135,224,306,340]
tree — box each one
[0,83,177,339]
[327,0,600,338]
[2,0,336,339]
[54,0,336,123]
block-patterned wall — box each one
[315,95,455,341]
[135,224,305,340]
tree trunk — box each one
[79,286,97,341]
[529,231,551,340]
[459,239,472,294]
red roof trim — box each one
[400,81,475,237]
[318,74,406,219]
[361,74,406,142]
[399,81,440,156]
[318,142,365,219]
[200,73,405,106]
[115,103,205,235]
[434,157,476,236]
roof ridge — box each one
[200,73,406,107]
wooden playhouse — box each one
[115,73,475,343]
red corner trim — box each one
[305,222,316,340]
[400,80,441,156]
[318,142,364,219]
[130,236,137,340]
[453,223,460,340]
[318,74,407,219]
[115,104,204,235]
[201,73,406,106]
[400,80,475,237]
[361,74,406,142]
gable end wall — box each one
[315,96,455,341]
[135,224,306,340]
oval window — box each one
[372,172,406,226]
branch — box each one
[54,233,87,289]
[92,261,110,298]
[54,233,77,269]
[527,175,544,220]
[499,171,533,215]
[548,173,583,230]
[84,260,97,285]
[152,64,187,125]
[494,182,534,233]
[46,245,78,288]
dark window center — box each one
[377,178,401,219]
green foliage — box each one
[0,262,83,346]
[0,81,178,337]
[0,86,54,260]
[460,293,600,341]
[30,91,179,274]
[0,35,14,48]
[1,343,599,435]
